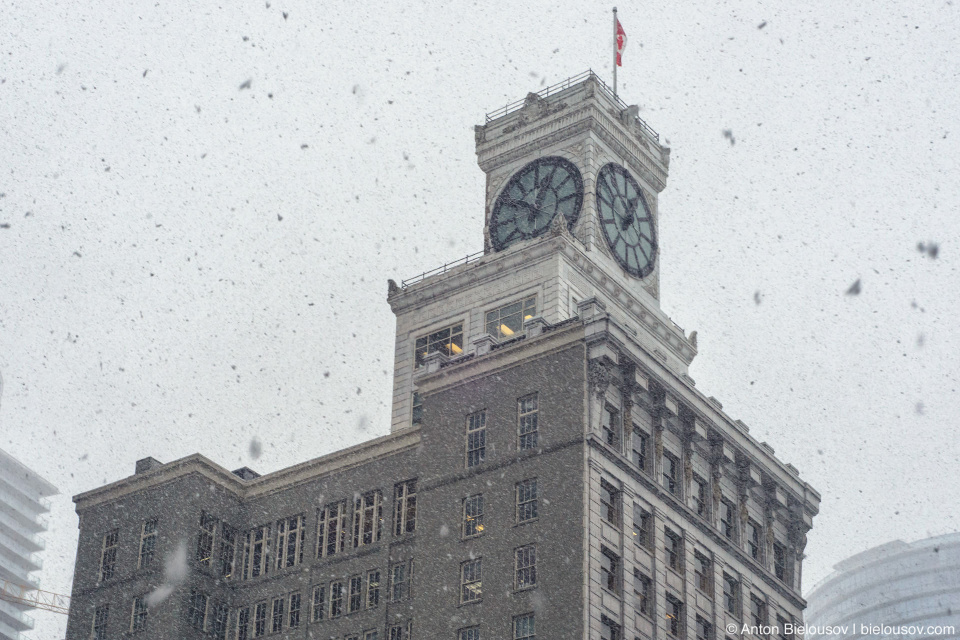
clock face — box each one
[596,163,658,278]
[489,157,583,251]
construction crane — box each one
[0,577,70,615]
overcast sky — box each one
[2,0,959,636]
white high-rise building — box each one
[0,447,57,640]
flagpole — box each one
[612,6,618,99]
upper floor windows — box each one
[723,574,740,616]
[130,594,148,632]
[695,552,712,596]
[692,475,708,517]
[92,603,109,640]
[138,520,157,569]
[516,479,539,523]
[600,546,621,594]
[517,393,539,451]
[394,479,417,536]
[486,295,536,339]
[632,428,648,472]
[773,542,788,582]
[460,558,482,603]
[720,499,737,541]
[600,480,621,527]
[219,524,237,579]
[241,524,271,580]
[318,501,347,558]
[99,529,119,582]
[633,504,652,549]
[515,545,537,590]
[663,453,680,497]
[746,519,763,561]
[197,511,217,566]
[666,594,684,638]
[466,411,487,468]
[353,491,383,548]
[415,322,463,368]
[602,406,621,450]
[276,514,305,570]
[514,612,536,640]
[665,528,683,573]
[463,494,484,538]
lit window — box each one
[390,560,411,601]
[696,616,713,640]
[514,612,536,640]
[253,601,267,637]
[415,322,464,367]
[774,542,787,582]
[723,574,740,616]
[486,295,536,339]
[466,411,486,467]
[720,499,736,540]
[394,479,417,536]
[271,596,284,633]
[663,453,680,496]
[317,501,347,558]
[236,606,250,640]
[633,504,652,548]
[311,585,325,622]
[695,552,712,595]
[518,393,539,450]
[460,627,481,640]
[600,480,620,526]
[353,491,383,548]
[210,601,229,639]
[600,546,621,594]
[460,558,482,603]
[276,514,305,569]
[288,592,301,628]
[516,479,539,523]
[602,406,621,450]
[463,494,484,537]
[130,595,148,631]
[366,570,381,608]
[241,524,271,580]
[665,529,683,573]
[666,594,684,637]
[601,615,622,640]
[219,523,237,578]
[329,581,344,618]
[692,475,708,517]
[349,574,363,613]
[632,428,648,471]
[634,570,652,616]
[92,603,109,640]
[411,391,423,425]
[197,511,217,566]
[747,520,763,561]
[98,529,118,582]
[188,589,208,630]
[515,545,537,589]
[138,520,157,569]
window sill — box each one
[514,584,538,593]
[515,518,539,527]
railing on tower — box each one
[401,250,485,290]
[483,69,659,142]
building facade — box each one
[805,534,960,640]
[0,447,57,640]
[65,72,820,640]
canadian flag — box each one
[616,19,627,66]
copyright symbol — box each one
[726,624,738,634]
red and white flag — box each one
[615,19,627,66]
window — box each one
[460,558,482,603]
[197,511,217,566]
[692,475,708,517]
[720,499,736,540]
[665,529,683,573]
[254,601,267,637]
[365,631,380,640]
[138,520,157,569]
[415,321,463,367]
[188,589,208,630]
[99,529,118,582]
[354,491,383,547]
[318,501,347,558]
[774,542,787,581]
[723,574,740,616]
[595,547,619,595]
[634,570,652,616]
[92,603,109,640]
[663,453,680,496]
[329,581,344,618]
[515,545,537,589]
[367,569,381,608]
[288,592,301,628]
[390,624,409,640]
[695,552,712,595]
[750,595,767,629]
[666,594,684,637]
[349,574,364,612]
[602,406,621,450]
[516,479,539,523]
[747,520,762,561]
[394,479,417,536]
[311,585,325,622]
[240,524,271,580]
[518,393,539,450]
[210,601,229,639]
[390,560,410,601]
[236,606,250,640]
[486,295,536,339]
[130,595,148,631]
[632,428,648,471]
[466,410,486,467]
[696,616,712,640]
[460,627,481,640]
[463,494,484,537]
[601,615,622,640]
[633,504,652,548]
[514,613,536,640]
[777,616,790,640]
[270,596,284,632]
[600,480,620,526]
[220,523,237,578]
[412,391,423,425]
[276,514,305,569]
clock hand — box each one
[620,213,634,231]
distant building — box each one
[65,71,819,640]
[805,533,960,640]
[0,447,57,640]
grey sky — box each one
[2,0,958,636]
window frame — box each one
[188,589,209,631]
[197,511,218,567]
[692,475,708,517]
[130,594,148,632]
[137,519,157,570]
[353,491,383,548]
[723,574,740,617]
[460,557,482,604]
[288,591,301,628]
[663,452,680,497]
[600,546,621,595]
[317,501,347,558]
[720,499,737,541]
[513,612,536,640]
[366,569,381,609]
[92,603,109,640]
[463,493,484,538]
[695,551,713,596]
[465,410,487,468]
[515,544,537,590]
[666,593,684,638]
[414,321,464,368]
[517,392,539,451]
[746,519,763,562]
[394,479,417,536]
[349,574,364,613]
[485,295,537,339]
[601,405,621,451]
[516,478,539,524]
[665,528,684,574]
[270,595,284,633]
[329,580,345,619]
[633,504,652,549]
[276,514,305,570]
[632,427,649,472]
[600,479,621,527]
[634,569,653,617]
[311,585,325,622]
[98,529,119,583]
